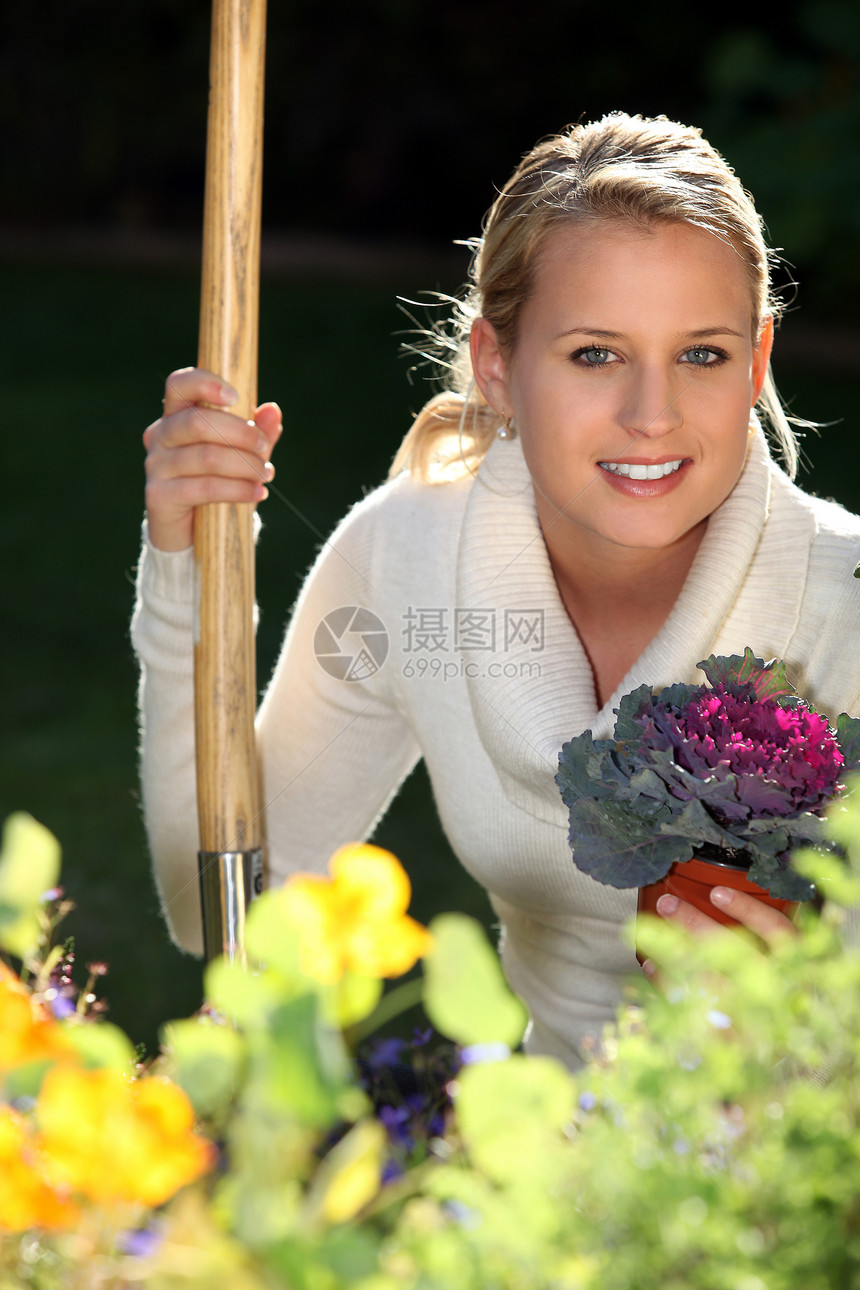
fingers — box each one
[708,887,798,942]
[254,401,283,444]
[161,367,238,418]
[143,368,282,552]
[655,893,724,938]
[655,888,798,945]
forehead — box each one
[524,219,754,334]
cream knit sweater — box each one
[132,427,860,1069]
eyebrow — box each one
[554,325,747,342]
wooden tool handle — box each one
[193,0,267,858]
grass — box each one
[1,259,857,1052]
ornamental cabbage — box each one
[556,650,860,900]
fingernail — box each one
[263,462,275,480]
[641,958,656,978]
[256,433,269,454]
[220,384,239,405]
[656,894,678,916]
[711,887,732,908]
[255,485,268,501]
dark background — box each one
[5,0,860,311]
[2,0,858,1050]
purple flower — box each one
[643,684,844,820]
[379,1103,415,1150]
[363,1036,406,1070]
[443,1199,482,1229]
[119,1225,164,1259]
[460,1042,511,1066]
[357,1031,460,1172]
[381,1159,404,1185]
[43,988,76,1020]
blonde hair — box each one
[390,111,799,483]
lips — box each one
[598,459,685,480]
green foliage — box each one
[61,1019,136,1072]
[0,813,61,960]
[456,1056,575,1184]
[6,790,860,1286]
[698,647,796,700]
[161,1016,247,1121]
[422,913,528,1048]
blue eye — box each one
[574,346,614,366]
[682,347,722,366]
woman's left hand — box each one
[657,886,798,943]
[640,887,797,980]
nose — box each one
[617,364,684,439]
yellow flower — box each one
[0,964,72,1073]
[280,844,433,984]
[36,1065,215,1207]
[0,1106,77,1231]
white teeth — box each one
[599,459,684,480]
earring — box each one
[497,416,517,441]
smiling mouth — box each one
[598,459,685,480]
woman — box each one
[134,112,860,1069]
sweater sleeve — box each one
[132,497,421,956]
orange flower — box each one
[280,844,433,984]
[36,1065,215,1207]
[0,964,72,1073]
[0,1106,77,1231]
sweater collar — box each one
[455,423,787,823]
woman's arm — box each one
[133,369,420,953]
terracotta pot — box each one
[636,856,798,965]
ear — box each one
[470,318,513,417]
[751,313,774,405]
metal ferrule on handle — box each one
[198,848,264,964]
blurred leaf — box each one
[161,1016,247,1119]
[317,1226,381,1279]
[245,890,303,984]
[204,958,284,1029]
[2,1058,56,1102]
[0,813,61,958]
[823,779,860,852]
[61,1019,135,1070]
[156,1187,272,1289]
[304,1118,385,1225]
[244,996,351,1129]
[792,847,860,907]
[455,1055,574,1184]
[423,914,527,1048]
[320,973,383,1030]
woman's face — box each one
[472,219,772,566]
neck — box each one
[539,504,708,705]
[550,522,706,610]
